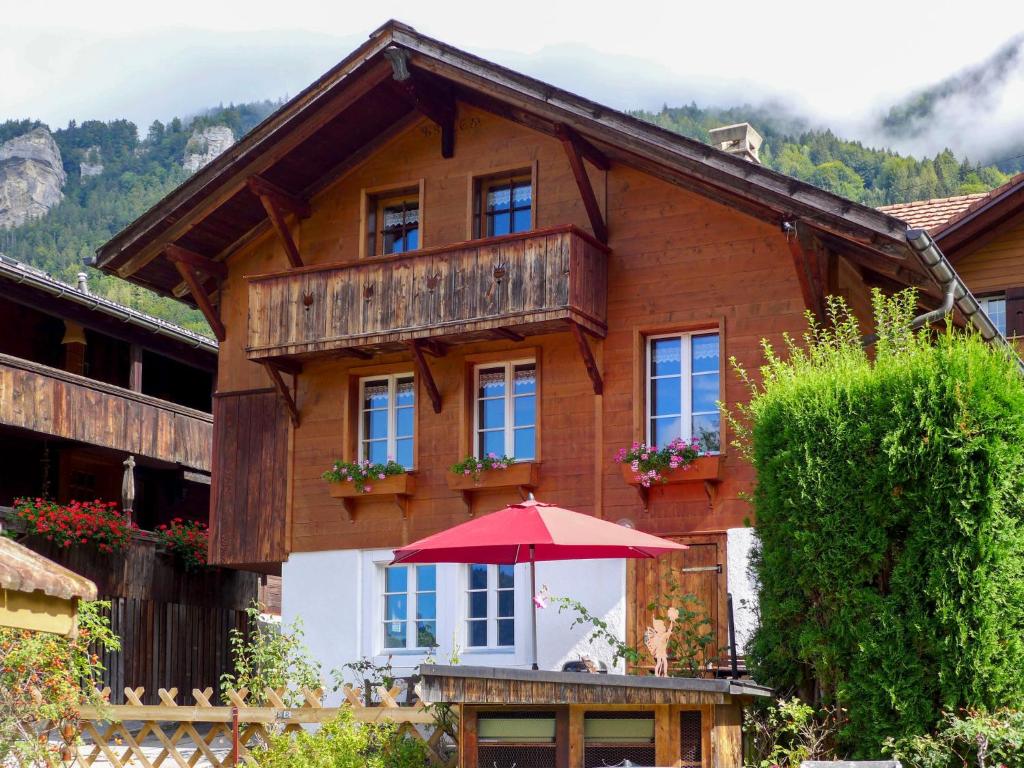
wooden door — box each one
[626,534,728,676]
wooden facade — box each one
[0,352,212,471]
[95,23,931,655]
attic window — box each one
[365,185,421,256]
[472,167,536,239]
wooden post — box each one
[61,320,87,375]
[567,705,585,768]
[129,344,143,392]
[655,704,673,767]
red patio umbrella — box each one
[392,495,686,669]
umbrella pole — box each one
[530,544,538,671]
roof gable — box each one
[96,20,919,300]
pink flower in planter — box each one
[363,485,373,493]
[464,469,471,475]
[378,473,386,480]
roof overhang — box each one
[95,20,926,303]
[934,172,1024,259]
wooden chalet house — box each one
[0,257,260,702]
[880,171,1024,341]
[95,21,937,682]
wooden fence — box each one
[69,685,457,768]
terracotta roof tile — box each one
[877,193,989,231]
[0,536,97,601]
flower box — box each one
[446,461,540,515]
[328,473,415,522]
[618,456,721,486]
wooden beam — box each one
[555,124,610,171]
[570,322,602,395]
[129,344,143,393]
[169,259,226,342]
[339,348,373,360]
[385,50,455,159]
[247,176,311,219]
[407,340,442,413]
[417,338,448,358]
[261,362,299,427]
[254,190,304,269]
[784,222,825,322]
[491,328,524,342]
[164,244,227,280]
[558,126,608,244]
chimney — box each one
[708,123,762,164]
[77,271,89,294]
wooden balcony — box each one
[0,352,212,471]
[245,225,609,361]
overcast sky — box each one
[2,0,1022,160]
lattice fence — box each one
[63,684,457,768]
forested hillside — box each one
[0,96,1014,333]
[632,104,1011,206]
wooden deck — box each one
[245,225,609,360]
[0,352,212,471]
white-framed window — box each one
[474,360,536,460]
[465,563,516,649]
[646,332,721,453]
[382,564,437,651]
[979,295,1007,336]
[359,374,415,467]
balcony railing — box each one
[0,352,212,471]
[245,225,609,361]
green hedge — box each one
[736,291,1024,755]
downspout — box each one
[864,228,1024,376]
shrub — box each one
[0,601,120,766]
[744,697,841,768]
[221,602,322,706]
[885,709,1024,768]
[250,708,428,768]
[156,518,209,571]
[13,497,134,553]
[733,290,1024,754]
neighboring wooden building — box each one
[95,22,937,680]
[881,172,1024,340]
[0,256,261,701]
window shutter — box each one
[1006,288,1024,338]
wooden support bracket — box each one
[385,48,456,159]
[570,322,603,395]
[247,176,309,269]
[408,340,442,413]
[164,244,228,280]
[491,327,525,342]
[261,361,301,426]
[557,124,609,244]
[166,250,226,342]
[341,494,411,524]
[784,220,826,322]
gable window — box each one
[383,564,436,650]
[646,332,721,453]
[466,563,515,648]
[473,170,534,238]
[474,360,536,460]
[359,374,415,468]
[979,295,1006,336]
[366,188,420,256]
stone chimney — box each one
[709,123,762,163]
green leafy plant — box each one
[155,518,209,571]
[885,709,1024,768]
[249,707,428,768]
[744,697,841,768]
[322,459,406,493]
[646,577,718,677]
[13,497,134,553]
[332,656,396,707]
[614,437,704,487]
[0,600,120,767]
[732,290,1024,755]
[450,453,515,482]
[547,594,642,668]
[221,602,322,707]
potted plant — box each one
[446,453,539,490]
[155,518,209,571]
[11,497,134,554]
[614,437,719,488]
[323,460,414,521]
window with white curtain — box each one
[646,332,721,453]
[359,374,415,467]
[474,361,536,460]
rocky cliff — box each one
[182,125,234,173]
[0,128,66,228]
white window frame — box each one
[380,563,437,652]
[473,359,536,461]
[978,294,1007,337]
[358,373,415,468]
[464,563,517,650]
[645,331,721,453]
